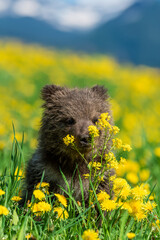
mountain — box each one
[0,16,80,48]
[0,0,160,67]
[86,0,160,67]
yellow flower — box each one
[25,233,32,239]
[131,184,148,200]
[112,138,123,149]
[97,112,111,130]
[63,134,75,146]
[126,172,139,184]
[0,189,5,196]
[31,201,52,215]
[88,125,99,137]
[139,169,150,182]
[0,205,9,215]
[82,229,100,240]
[53,207,69,220]
[113,178,131,200]
[100,199,117,211]
[36,182,50,189]
[111,126,120,135]
[54,193,67,208]
[14,167,23,180]
[97,191,110,203]
[128,200,146,221]
[11,196,22,201]
[122,144,132,152]
[154,147,160,157]
[33,190,45,200]
[127,232,136,239]
[88,162,101,170]
[83,173,90,179]
[144,201,157,212]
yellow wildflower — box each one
[126,172,139,185]
[53,207,69,220]
[54,193,67,208]
[31,201,52,215]
[11,196,22,202]
[36,182,50,189]
[100,199,117,211]
[89,162,101,170]
[127,232,136,239]
[139,169,150,182]
[131,184,148,200]
[128,200,146,221]
[83,173,90,179]
[111,126,120,135]
[154,147,160,157]
[82,229,100,240]
[0,205,9,215]
[88,125,99,137]
[113,178,131,200]
[0,189,5,196]
[144,201,157,212]
[14,167,23,180]
[33,189,45,200]
[122,144,132,152]
[97,191,110,203]
[63,134,75,146]
[97,112,111,130]
[25,233,32,239]
[112,138,123,149]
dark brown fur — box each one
[21,85,114,205]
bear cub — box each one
[22,84,113,205]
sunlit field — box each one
[0,40,160,239]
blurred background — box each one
[0,0,160,67]
[0,0,160,191]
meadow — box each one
[0,40,160,239]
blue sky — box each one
[0,0,137,30]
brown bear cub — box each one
[21,85,114,205]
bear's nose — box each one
[80,135,91,146]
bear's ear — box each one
[91,85,109,100]
[41,84,64,101]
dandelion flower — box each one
[127,232,136,239]
[54,193,67,208]
[131,184,148,200]
[33,189,45,200]
[63,134,75,146]
[126,172,139,185]
[88,125,99,137]
[31,201,51,215]
[100,199,117,211]
[36,182,50,189]
[97,191,110,202]
[0,189,5,196]
[0,205,9,215]
[11,196,22,201]
[53,207,69,220]
[144,201,157,212]
[139,169,150,182]
[82,229,100,240]
[113,178,131,200]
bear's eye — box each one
[65,117,76,125]
[92,117,98,125]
